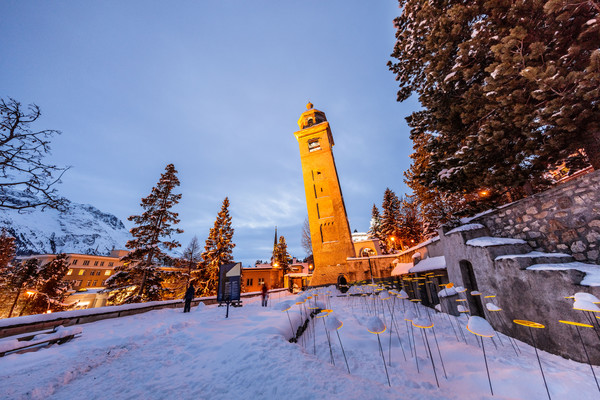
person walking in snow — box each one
[261,283,268,307]
[183,283,195,313]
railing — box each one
[0,288,289,339]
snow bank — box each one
[496,251,571,260]
[527,262,600,286]
[466,237,527,247]
[1,288,599,399]
[445,223,485,235]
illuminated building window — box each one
[308,139,321,152]
[67,269,73,275]
[258,278,265,285]
[104,270,111,275]
[82,260,90,266]
[100,261,104,266]
[72,259,78,265]
[108,262,114,267]
[78,269,85,275]
[94,261,99,266]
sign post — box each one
[217,262,242,318]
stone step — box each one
[465,236,532,259]
[526,261,600,287]
[495,251,574,270]
[444,223,490,241]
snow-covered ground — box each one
[1,289,598,399]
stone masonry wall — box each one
[472,169,600,264]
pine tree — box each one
[381,188,402,251]
[106,164,183,304]
[21,254,71,315]
[4,258,40,318]
[0,229,16,270]
[368,205,383,238]
[196,197,235,297]
[388,0,600,202]
[404,120,467,235]
[273,235,291,277]
[398,196,424,248]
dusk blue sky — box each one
[0,1,419,266]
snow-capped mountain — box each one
[0,190,131,256]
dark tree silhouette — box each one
[0,97,68,210]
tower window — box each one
[308,139,321,152]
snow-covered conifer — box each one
[3,258,40,317]
[106,164,183,304]
[381,188,402,251]
[273,235,291,278]
[0,229,16,270]
[388,0,600,207]
[195,197,235,296]
[21,253,71,315]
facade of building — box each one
[243,258,311,292]
[352,232,383,257]
[19,249,127,291]
[242,266,282,293]
[16,250,128,309]
[294,103,356,286]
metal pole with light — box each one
[366,251,374,285]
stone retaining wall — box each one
[472,169,600,264]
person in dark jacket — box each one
[183,283,195,313]
[261,283,268,307]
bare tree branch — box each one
[0,97,69,211]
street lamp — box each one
[25,289,52,313]
[362,248,375,284]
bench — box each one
[0,326,83,357]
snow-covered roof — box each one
[409,256,446,273]
[396,236,440,256]
[391,262,413,276]
[466,237,526,247]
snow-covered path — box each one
[1,290,598,399]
